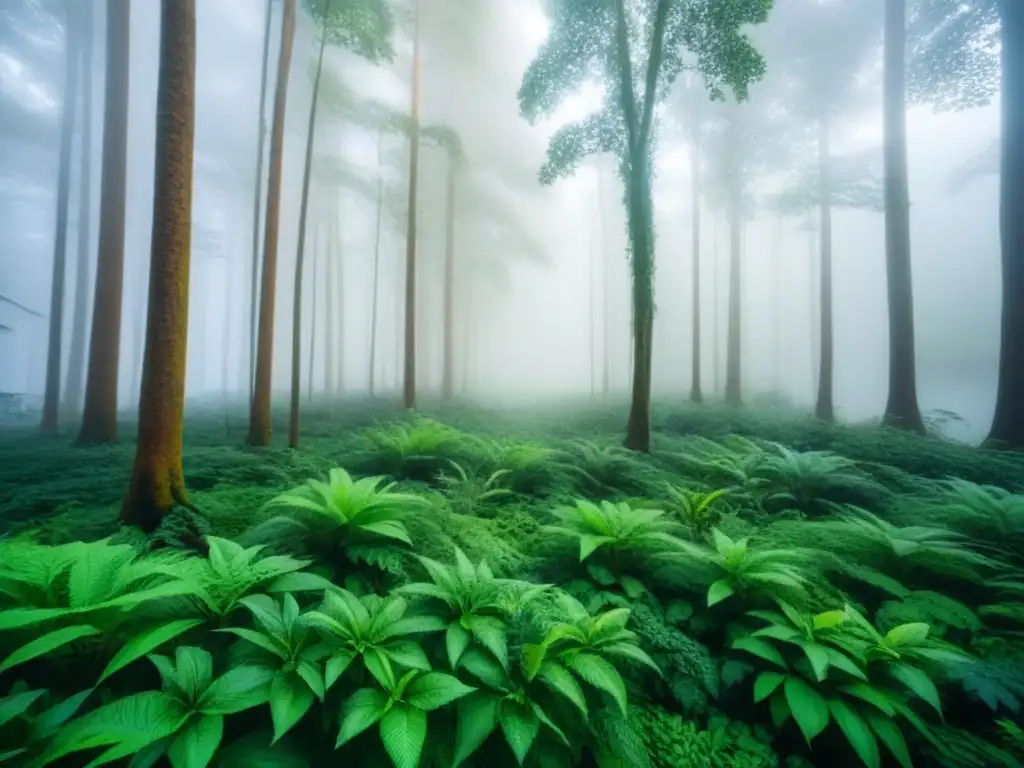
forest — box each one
[0,0,1023,766]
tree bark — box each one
[307,218,320,402]
[41,1,79,433]
[712,214,720,395]
[247,0,296,447]
[77,0,130,445]
[881,0,926,433]
[598,165,610,397]
[121,0,196,531]
[689,134,703,404]
[249,0,274,406]
[986,0,1024,448]
[289,2,330,450]
[403,0,422,410]
[325,193,337,395]
[64,1,95,418]
[441,152,458,400]
[724,118,743,406]
[334,204,345,393]
[369,130,384,397]
[814,113,835,422]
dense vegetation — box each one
[2,401,1024,767]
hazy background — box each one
[0,0,1000,441]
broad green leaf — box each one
[586,563,616,585]
[889,663,941,714]
[865,710,913,768]
[812,610,846,631]
[198,666,274,715]
[707,580,735,607]
[665,600,693,624]
[567,653,627,715]
[769,690,791,726]
[453,692,501,766]
[537,661,587,716]
[753,671,785,703]
[0,624,101,673]
[752,624,804,643]
[522,643,547,681]
[167,714,223,768]
[296,660,325,701]
[618,575,646,598]
[824,647,867,681]
[499,700,540,765]
[380,704,427,768]
[265,571,334,594]
[598,642,661,675]
[802,643,830,682]
[383,640,431,671]
[325,651,355,690]
[269,673,315,744]
[364,648,396,691]
[101,621,205,684]
[336,688,387,747]
[30,688,93,738]
[883,623,929,648]
[174,646,214,701]
[840,683,895,716]
[238,595,286,637]
[829,698,880,768]
[358,520,413,546]
[0,688,44,728]
[447,622,471,670]
[464,615,508,670]
[459,649,510,691]
[405,672,476,711]
[0,606,66,631]
[784,677,830,744]
[731,636,788,669]
[579,535,615,562]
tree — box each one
[77,0,130,445]
[40,0,79,432]
[247,0,296,447]
[369,130,385,397]
[249,0,274,406]
[519,0,771,452]
[402,0,422,411]
[63,0,96,417]
[122,0,196,530]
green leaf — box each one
[446,622,471,670]
[840,683,895,716]
[0,624,101,673]
[802,642,830,682]
[0,688,45,728]
[364,648,396,691]
[380,704,427,768]
[499,700,540,765]
[522,643,547,681]
[167,714,223,768]
[579,535,615,562]
[883,622,929,648]
[829,698,880,768]
[101,620,204,684]
[459,649,510,691]
[824,647,867,681]
[265,571,334,594]
[618,575,646,598]
[296,660,326,701]
[405,672,476,711]
[567,653,627,715]
[383,640,431,671]
[30,688,93,739]
[326,651,355,691]
[889,663,941,714]
[359,520,413,546]
[464,615,508,670]
[537,661,588,716]
[769,690,791,727]
[453,692,501,766]
[731,636,788,668]
[198,666,274,715]
[665,600,693,624]
[707,580,735,607]
[586,563,616,586]
[865,710,913,768]
[270,673,315,744]
[336,688,387,748]
[753,671,785,703]
[784,677,830,744]
[812,610,847,631]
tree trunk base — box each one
[121,462,192,533]
[623,416,650,453]
[882,409,926,435]
[689,389,703,405]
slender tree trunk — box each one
[122,0,196,530]
[441,153,458,400]
[41,2,79,432]
[369,130,384,397]
[599,166,610,397]
[249,0,274,406]
[462,284,472,394]
[808,220,818,398]
[247,0,296,446]
[815,114,835,422]
[78,0,130,444]
[325,194,336,395]
[624,161,655,452]
[403,0,422,410]
[589,217,597,396]
[288,3,329,450]
[986,0,1024,448]
[724,119,743,406]
[64,2,95,418]
[307,218,320,402]
[881,0,925,433]
[689,136,702,403]
[334,207,345,394]
[712,213,720,395]
[132,268,146,400]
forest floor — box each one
[2,397,1024,766]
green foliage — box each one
[545,498,687,564]
[303,0,395,63]
[633,706,778,768]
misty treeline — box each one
[0,0,1020,528]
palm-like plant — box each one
[545,499,687,564]
[437,460,515,516]
[662,485,731,536]
[915,479,1024,565]
[752,444,888,515]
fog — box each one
[0,0,1002,442]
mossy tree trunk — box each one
[247,0,296,446]
[41,1,80,433]
[121,0,196,531]
[77,0,130,445]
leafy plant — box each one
[0,684,92,764]
[437,460,516,516]
[545,499,686,564]
[662,485,731,536]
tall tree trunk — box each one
[41,2,79,433]
[249,0,274,406]
[247,0,296,447]
[689,135,702,403]
[814,114,835,422]
[289,3,330,450]
[808,220,818,398]
[77,0,130,445]
[462,285,472,395]
[334,208,344,394]
[325,194,336,395]
[403,0,422,410]
[986,0,1024,448]
[712,214,720,395]
[772,217,783,391]
[623,161,655,452]
[441,153,458,400]
[589,216,597,396]
[308,220,320,402]
[881,0,925,433]
[369,130,384,397]
[122,0,196,530]
[724,119,743,406]
[64,2,95,418]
